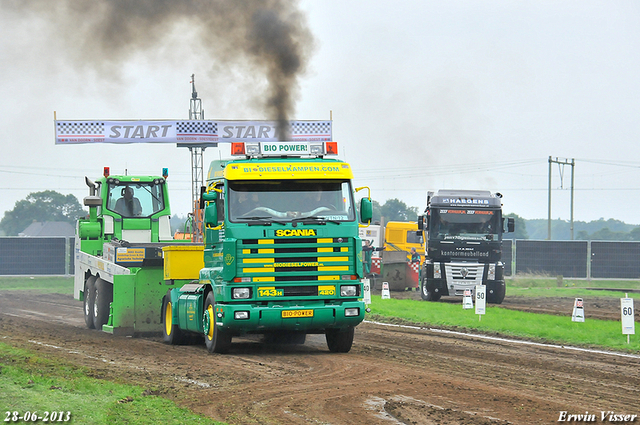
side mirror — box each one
[417,215,425,231]
[507,217,515,233]
[203,191,218,227]
[359,197,372,224]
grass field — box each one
[0,343,223,425]
[367,296,638,352]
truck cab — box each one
[162,140,373,353]
[418,190,514,304]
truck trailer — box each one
[417,190,514,304]
[162,140,373,353]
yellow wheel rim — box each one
[207,305,215,340]
[165,302,173,336]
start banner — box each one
[55,120,332,144]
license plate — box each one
[282,309,314,318]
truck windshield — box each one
[228,180,355,223]
[430,208,501,241]
[106,182,166,218]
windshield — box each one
[106,181,166,218]
[430,208,501,241]
[228,179,355,223]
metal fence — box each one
[0,237,74,276]
[1,237,639,279]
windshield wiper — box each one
[292,215,340,225]
[235,216,286,225]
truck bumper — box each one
[215,300,365,334]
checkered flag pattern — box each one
[176,121,217,134]
[409,262,420,275]
[291,121,331,136]
[56,121,104,136]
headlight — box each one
[487,264,496,280]
[340,285,357,297]
[234,311,249,320]
[434,263,441,279]
[232,287,251,299]
[344,308,360,317]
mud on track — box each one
[1,290,639,424]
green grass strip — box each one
[0,277,73,295]
[367,296,639,352]
[0,343,224,425]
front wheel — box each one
[93,278,112,330]
[488,282,506,304]
[83,276,97,329]
[326,327,355,353]
[420,279,441,301]
[162,291,185,345]
[203,292,232,354]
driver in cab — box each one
[114,187,142,217]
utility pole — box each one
[547,157,575,240]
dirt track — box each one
[1,290,639,424]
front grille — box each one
[238,237,354,289]
[445,263,483,284]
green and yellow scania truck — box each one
[75,140,372,353]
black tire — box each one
[420,279,441,301]
[93,278,113,331]
[488,282,506,304]
[203,292,232,354]
[326,326,355,353]
[83,276,96,329]
[162,291,185,345]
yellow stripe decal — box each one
[243,249,251,254]
[242,258,274,264]
[318,256,348,262]
[318,266,349,272]
[258,239,274,244]
[318,275,339,280]
[244,267,275,273]
[258,248,274,254]
[253,277,273,282]
[317,238,333,244]
[317,247,333,253]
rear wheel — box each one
[83,276,96,329]
[162,291,185,345]
[93,278,112,330]
[421,279,441,301]
[326,326,355,353]
[203,292,232,354]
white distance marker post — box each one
[362,278,372,305]
[381,282,391,300]
[621,294,635,345]
[463,289,473,310]
[571,298,585,322]
[475,285,486,321]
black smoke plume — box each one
[5,0,315,140]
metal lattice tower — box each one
[178,74,216,242]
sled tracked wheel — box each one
[203,292,232,354]
[93,278,112,331]
[326,326,355,353]
[83,276,97,329]
[162,291,185,345]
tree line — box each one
[1,191,638,241]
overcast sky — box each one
[1,1,640,225]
